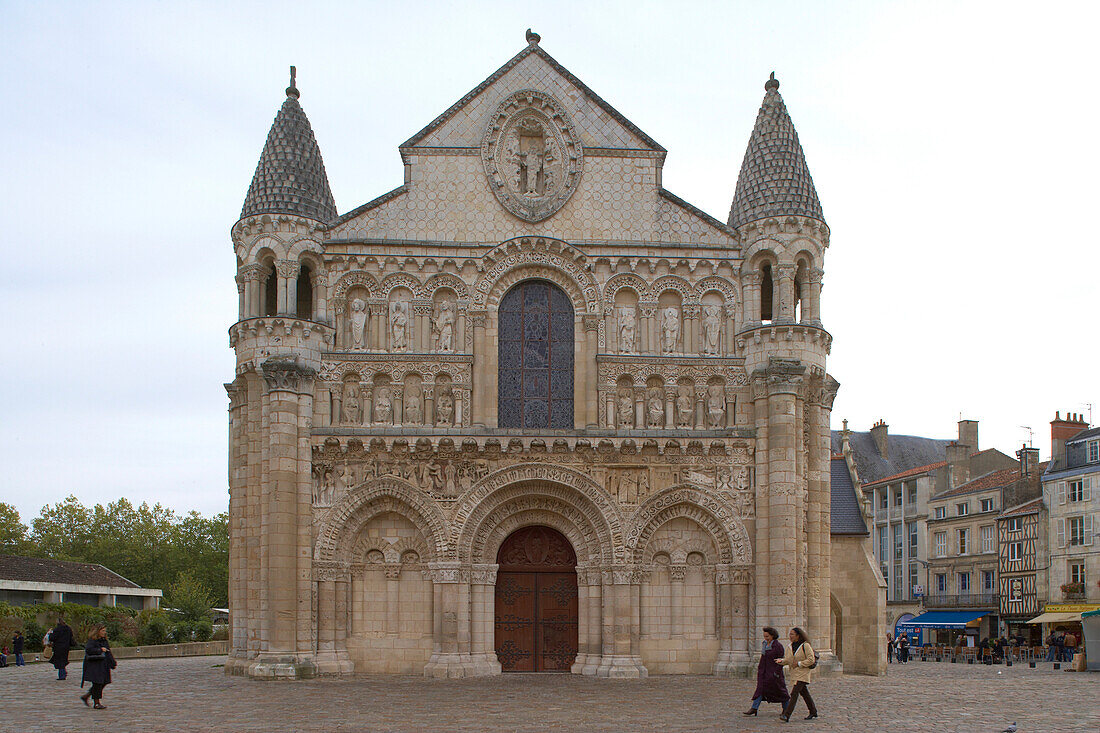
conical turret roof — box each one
[727,74,823,230]
[240,70,337,222]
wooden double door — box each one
[494,526,578,672]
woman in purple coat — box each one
[743,626,790,716]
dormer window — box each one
[1089,440,1099,463]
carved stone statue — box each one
[617,306,637,353]
[337,462,356,491]
[390,300,409,351]
[404,388,423,425]
[350,298,368,350]
[646,389,664,428]
[436,390,454,426]
[660,307,680,354]
[617,390,634,428]
[433,300,455,352]
[342,384,361,425]
[701,305,721,355]
[675,385,694,429]
[374,387,392,424]
[706,384,725,429]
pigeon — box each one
[1001,723,1017,733]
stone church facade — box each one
[225,33,877,680]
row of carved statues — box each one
[348,297,457,352]
[615,304,723,355]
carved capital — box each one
[275,259,300,279]
[224,381,246,410]
[238,263,267,283]
[581,314,601,332]
[383,564,402,580]
[469,310,488,329]
[744,271,762,286]
[669,565,688,582]
[809,267,825,284]
[775,263,797,280]
[261,358,316,393]
[426,561,469,584]
[470,563,499,585]
[638,301,658,318]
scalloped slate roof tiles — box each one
[831,457,868,535]
[728,77,824,229]
[241,92,337,222]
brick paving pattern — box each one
[2,657,1097,732]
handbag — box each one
[808,652,820,669]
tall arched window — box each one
[296,265,313,320]
[759,263,774,323]
[498,280,574,429]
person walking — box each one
[743,627,789,717]
[886,632,894,663]
[48,617,75,680]
[1063,631,1077,662]
[899,634,910,664]
[12,630,25,666]
[777,627,818,722]
[79,624,116,709]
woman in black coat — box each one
[48,617,75,680]
[743,626,790,716]
[80,624,116,709]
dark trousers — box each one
[782,681,817,718]
[88,682,106,700]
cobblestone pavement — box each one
[2,657,1096,732]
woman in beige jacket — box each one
[776,627,818,722]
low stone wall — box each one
[32,640,228,664]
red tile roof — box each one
[999,497,1044,518]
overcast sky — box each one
[2,0,1097,522]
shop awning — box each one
[896,611,987,630]
[1025,611,1083,624]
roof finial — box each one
[526,28,541,46]
[765,71,779,92]
[286,65,300,99]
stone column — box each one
[809,376,839,667]
[470,311,488,426]
[684,304,698,355]
[765,359,804,631]
[694,383,706,430]
[423,385,434,427]
[743,271,761,328]
[247,360,316,680]
[413,300,432,351]
[423,562,486,678]
[633,386,645,430]
[384,565,401,636]
[583,315,600,428]
[604,389,616,429]
[469,564,502,675]
[456,301,468,354]
[603,307,617,354]
[239,263,265,319]
[596,567,647,678]
[224,379,248,672]
[775,264,796,325]
[572,567,590,673]
[361,381,372,426]
[725,385,738,429]
[368,298,386,351]
[669,565,686,637]
[724,305,737,355]
[581,569,604,675]
[806,268,824,325]
[713,565,753,675]
[639,302,657,354]
[703,566,716,639]
[664,387,676,429]
[274,260,298,316]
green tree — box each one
[164,569,215,622]
[29,496,93,560]
[0,502,29,554]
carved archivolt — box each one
[453,463,623,564]
[422,273,469,300]
[603,272,651,302]
[598,358,748,387]
[696,276,740,304]
[314,477,451,561]
[318,358,471,385]
[378,272,423,299]
[628,485,751,565]
[331,271,380,302]
[473,238,599,314]
[651,275,696,302]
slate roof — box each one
[0,555,141,589]
[240,83,337,222]
[830,430,952,486]
[830,457,868,535]
[1067,426,1100,444]
[727,74,824,229]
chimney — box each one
[958,419,979,452]
[870,420,889,459]
[1016,445,1040,477]
[946,441,970,489]
[1051,411,1089,463]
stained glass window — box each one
[498,281,574,429]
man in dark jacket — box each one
[49,617,75,680]
[12,630,25,666]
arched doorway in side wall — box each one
[494,525,578,672]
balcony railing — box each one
[889,506,902,520]
[925,593,998,608]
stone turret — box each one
[732,74,839,669]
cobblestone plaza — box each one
[3,656,1096,731]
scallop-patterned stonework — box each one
[481,89,583,222]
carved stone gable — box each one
[482,90,583,222]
